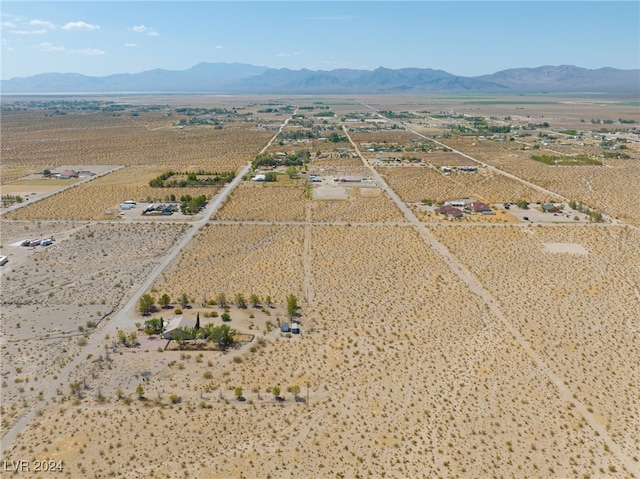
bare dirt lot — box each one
[1,94,638,479]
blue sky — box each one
[1,1,639,80]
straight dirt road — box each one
[0,113,294,454]
[342,123,639,476]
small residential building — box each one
[56,170,78,179]
[436,205,464,218]
[252,174,266,182]
[541,203,561,213]
[466,201,492,213]
[162,316,196,340]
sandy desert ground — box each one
[1,95,638,478]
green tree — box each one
[195,311,201,330]
[172,326,192,349]
[205,324,235,351]
[216,292,227,308]
[179,292,189,309]
[288,384,301,400]
[272,386,281,401]
[250,293,261,308]
[136,383,145,400]
[286,294,298,320]
[43,169,51,177]
[144,317,163,336]
[265,295,273,308]
[234,387,243,400]
[235,293,247,309]
[159,293,171,309]
[286,166,297,179]
[568,200,578,210]
[264,172,277,182]
[516,199,529,209]
[138,294,155,316]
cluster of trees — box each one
[280,130,316,140]
[313,110,335,117]
[142,291,278,315]
[213,292,273,310]
[149,170,235,188]
[326,132,348,143]
[172,322,235,351]
[143,317,164,335]
[568,200,604,222]
[140,292,191,315]
[180,194,207,214]
[379,110,416,119]
[1,194,23,206]
[251,149,311,169]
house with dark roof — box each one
[435,205,464,218]
[541,203,561,213]
[466,201,492,213]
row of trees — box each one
[141,292,282,314]
[149,170,235,188]
[251,149,311,169]
[1,194,23,206]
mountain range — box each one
[2,63,638,95]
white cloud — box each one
[124,42,138,48]
[130,24,158,36]
[215,45,223,49]
[62,21,100,31]
[29,19,56,29]
[12,29,48,35]
[34,42,66,52]
[277,51,302,57]
[77,48,105,56]
[2,21,18,28]
[32,42,106,56]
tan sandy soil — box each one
[310,187,405,223]
[377,165,556,204]
[214,184,307,222]
[4,224,635,478]
[500,161,640,226]
[1,108,273,171]
[3,167,223,221]
[151,223,305,304]
[427,224,640,460]
[1,95,638,479]
[0,220,186,435]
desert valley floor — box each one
[1,94,639,478]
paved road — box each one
[0,114,293,454]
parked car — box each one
[21,239,32,247]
